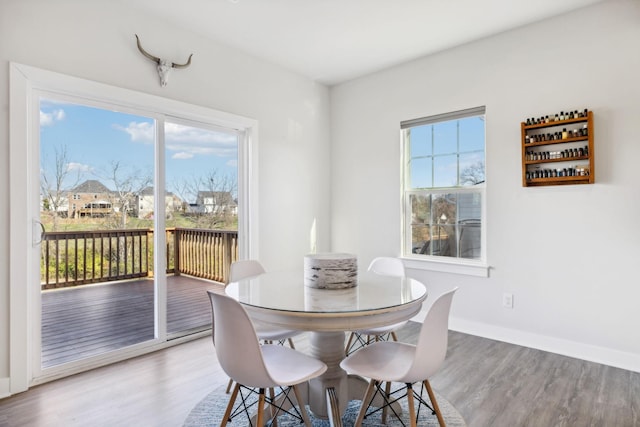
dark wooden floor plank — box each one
[41,275,218,368]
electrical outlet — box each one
[502,293,514,309]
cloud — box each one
[67,162,92,172]
[40,109,66,126]
[115,121,239,160]
[113,121,154,142]
[164,123,234,143]
[226,159,238,167]
[40,112,53,127]
[165,123,238,160]
[172,152,194,159]
[165,141,237,157]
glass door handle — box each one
[33,219,45,246]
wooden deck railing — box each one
[41,227,238,289]
[166,228,238,282]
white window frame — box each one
[9,62,259,393]
[400,106,489,277]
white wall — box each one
[330,0,640,371]
[0,0,331,393]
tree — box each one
[460,161,485,186]
[99,161,152,229]
[172,169,237,229]
[40,145,83,231]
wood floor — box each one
[42,275,217,367]
[1,323,639,426]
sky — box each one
[408,115,485,189]
[39,97,482,202]
[39,97,238,203]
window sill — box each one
[401,256,489,278]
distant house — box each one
[192,191,237,216]
[68,180,113,218]
[136,186,183,219]
[41,193,70,216]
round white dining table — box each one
[225,270,428,427]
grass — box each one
[41,212,238,232]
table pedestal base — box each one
[308,331,348,418]
[306,331,401,427]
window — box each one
[401,107,486,267]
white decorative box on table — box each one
[304,253,358,289]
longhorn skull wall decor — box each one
[135,34,193,87]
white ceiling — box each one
[130,0,605,86]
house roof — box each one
[140,186,175,196]
[71,180,112,194]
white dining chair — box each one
[225,259,304,393]
[208,291,327,427]
[345,257,408,356]
[229,260,302,348]
[340,287,457,427]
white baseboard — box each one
[448,317,640,374]
[0,377,10,399]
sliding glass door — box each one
[9,62,256,392]
[37,97,239,371]
[39,98,158,369]
[163,119,239,336]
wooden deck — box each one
[41,275,222,368]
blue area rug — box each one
[184,385,466,426]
